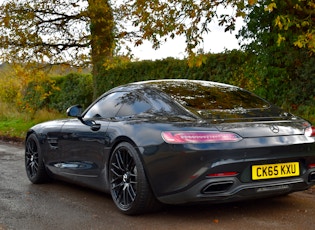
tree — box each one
[237,0,315,108]
[0,0,90,66]
[115,0,243,58]
[117,0,315,58]
[265,0,315,53]
[1,0,314,80]
[0,0,245,67]
[0,0,115,98]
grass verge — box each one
[0,103,65,143]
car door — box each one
[56,92,126,179]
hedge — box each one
[21,49,314,118]
[94,50,251,97]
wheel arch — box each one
[107,136,161,214]
[26,129,45,144]
[25,130,49,166]
[110,136,138,154]
[107,136,156,194]
[25,129,35,142]
[25,130,51,183]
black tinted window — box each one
[145,80,272,119]
[116,92,151,117]
[149,81,269,111]
[85,91,151,119]
[142,87,195,117]
[84,92,125,119]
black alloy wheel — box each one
[25,133,49,184]
[109,142,160,215]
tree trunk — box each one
[88,0,114,99]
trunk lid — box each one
[215,119,309,138]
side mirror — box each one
[66,105,82,117]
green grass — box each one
[0,118,37,139]
[0,102,66,140]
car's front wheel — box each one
[109,142,160,215]
[25,133,50,184]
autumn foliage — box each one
[0,0,314,124]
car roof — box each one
[109,79,238,93]
[131,79,236,89]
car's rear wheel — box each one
[109,142,160,215]
[25,133,50,184]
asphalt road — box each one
[1,141,315,230]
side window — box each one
[117,100,151,117]
[116,92,151,117]
[84,92,125,119]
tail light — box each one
[207,172,239,177]
[161,131,242,144]
[305,126,315,137]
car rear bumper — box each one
[157,173,315,205]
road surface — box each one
[1,141,315,230]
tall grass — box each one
[0,101,65,139]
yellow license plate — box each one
[252,162,299,180]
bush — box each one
[23,75,58,114]
[94,51,250,97]
[49,73,93,112]
[94,57,189,97]
[1,50,313,124]
[0,64,59,116]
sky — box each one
[131,17,244,61]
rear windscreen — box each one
[150,80,270,111]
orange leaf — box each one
[213,219,219,224]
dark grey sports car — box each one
[25,79,315,215]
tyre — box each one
[109,142,160,215]
[25,133,50,184]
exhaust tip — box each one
[202,181,234,194]
[309,172,315,182]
